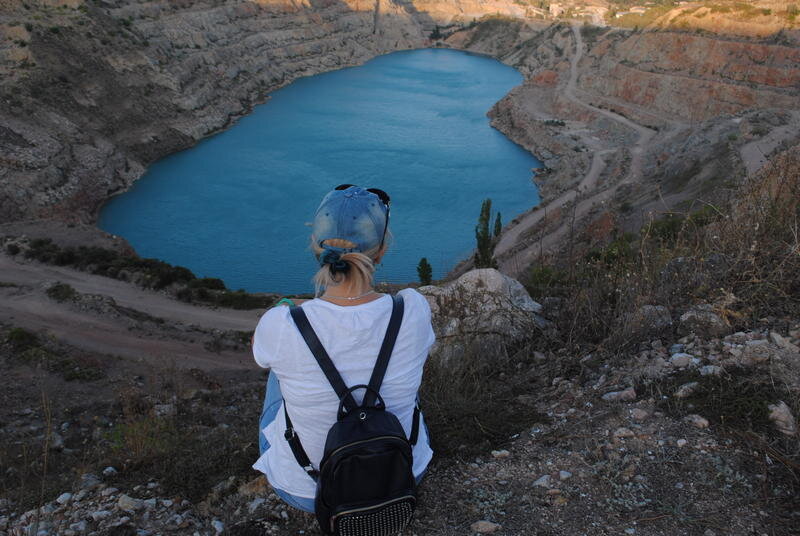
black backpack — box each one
[283,295,421,536]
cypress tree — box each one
[474,199,497,268]
[417,257,433,285]
[494,212,502,238]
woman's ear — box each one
[374,245,387,264]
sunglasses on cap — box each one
[334,184,390,206]
[334,184,390,250]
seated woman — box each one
[252,184,435,513]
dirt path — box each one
[740,116,800,176]
[495,25,656,276]
[0,252,262,370]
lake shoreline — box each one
[96,48,542,294]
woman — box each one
[252,185,435,513]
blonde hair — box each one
[311,236,388,297]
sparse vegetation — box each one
[523,146,800,350]
[45,282,77,302]
[7,327,38,351]
[16,238,275,309]
[417,257,433,285]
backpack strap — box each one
[282,402,319,481]
[290,306,358,413]
[409,399,421,446]
[363,294,404,408]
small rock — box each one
[768,401,797,437]
[68,521,86,533]
[629,305,673,338]
[630,408,650,421]
[117,494,144,512]
[676,439,688,447]
[143,498,157,509]
[770,332,800,353]
[491,449,510,459]
[102,466,117,477]
[211,519,224,534]
[669,353,693,368]
[80,473,101,489]
[602,387,636,402]
[685,414,710,429]
[237,476,267,497]
[471,520,501,534]
[558,470,572,481]
[50,432,65,451]
[533,475,551,488]
[56,492,72,505]
[674,382,700,399]
[679,305,729,338]
[613,427,635,439]
[247,498,265,514]
[100,487,118,497]
[154,403,177,417]
[91,510,112,521]
[699,365,721,376]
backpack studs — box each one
[359,412,367,420]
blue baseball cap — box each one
[312,186,389,254]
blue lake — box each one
[99,48,540,294]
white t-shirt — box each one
[252,288,436,499]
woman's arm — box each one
[251,298,309,346]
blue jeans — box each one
[259,371,429,514]
[259,371,316,513]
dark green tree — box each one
[494,212,502,238]
[474,199,497,268]
[417,257,433,285]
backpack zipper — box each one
[325,435,408,462]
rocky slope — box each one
[0,0,529,223]
[1,258,798,535]
[442,22,800,275]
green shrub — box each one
[189,277,226,290]
[6,243,20,255]
[7,328,38,351]
[586,233,636,264]
[525,265,567,298]
[46,282,77,302]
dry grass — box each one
[523,144,800,352]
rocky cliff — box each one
[0,0,526,223]
[443,21,800,275]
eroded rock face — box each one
[0,0,524,223]
[579,32,800,122]
[419,268,545,359]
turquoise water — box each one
[99,49,540,294]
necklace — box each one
[322,289,377,301]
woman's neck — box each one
[321,282,380,304]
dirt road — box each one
[0,252,262,370]
[495,25,656,276]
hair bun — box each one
[320,248,351,274]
